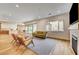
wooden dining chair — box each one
[16,36,34,51]
[11,34,35,54]
[16,36,32,54]
[11,34,18,45]
[17,36,34,47]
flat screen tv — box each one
[69,3,78,24]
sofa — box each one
[32,31,47,39]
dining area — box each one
[0,29,37,55]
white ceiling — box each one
[0,3,72,23]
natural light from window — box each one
[26,23,37,33]
[46,21,64,31]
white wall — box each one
[37,19,48,31]
[17,25,26,32]
[1,23,17,30]
[24,12,70,40]
[24,19,48,31]
[47,13,70,40]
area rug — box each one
[28,38,57,55]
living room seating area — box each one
[32,31,47,39]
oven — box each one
[72,34,77,55]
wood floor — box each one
[50,39,75,55]
[0,34,75,55]
[0,34,37,55]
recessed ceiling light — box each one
[16,4,19,8]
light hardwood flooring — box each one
[0,34,75,55]
[50,39,75,55]
[0,34,37,55]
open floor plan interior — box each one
[0,3,79,55]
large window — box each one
[27,25,33,33]
[33,24,37,32]
[46,21,64,31]
[26,24,37,33]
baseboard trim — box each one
[47,36,70,41]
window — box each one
[33,24,37,32]
[28,25,33,33]
[59,21,64,31]
[46,21,64,31]
[46,24,50,31]
[26,23,37,33]
[50,21,58,31]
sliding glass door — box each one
[33,24,37,32]
[27,25,33,33]
[26,24,37,34]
